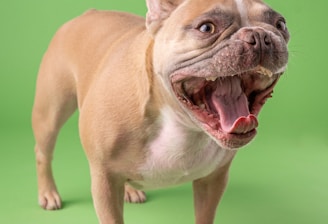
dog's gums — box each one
[173,67,280,149]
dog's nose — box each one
[243,28,272,52]
[230,27,278,69]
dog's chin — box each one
[172,66,282,150]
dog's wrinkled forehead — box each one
[176,0,273,23]
[146,0,286,37]
[235,0,264,25]
[165,0,279,30]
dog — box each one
[32,0,289,223]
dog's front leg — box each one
[90,167,125,224]
[193,161,233,224]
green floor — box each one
[2,121,327,223]
[1,0,328,223]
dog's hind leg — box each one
[32,51,77,210]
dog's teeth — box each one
[206,76,217,81]
[199,104,205,109]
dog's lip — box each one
[209,127,257,149]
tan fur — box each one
[32,1,288,223]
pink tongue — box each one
[211,77,258,134]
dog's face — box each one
[148,0,289,149]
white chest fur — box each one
[133,107,231,190]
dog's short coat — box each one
[32,0,289,223]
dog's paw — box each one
[124,184,146,203]
[38,190,62,210]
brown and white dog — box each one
[32,0,289,223]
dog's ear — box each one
[146,0,184,34]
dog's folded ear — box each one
[146,0,184,34]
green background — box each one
[1,0,327,223]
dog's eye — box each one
[276,19,287,32]
[198,22,216,34]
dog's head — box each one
[146,0,289,149]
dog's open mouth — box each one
[172,66,281,149]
